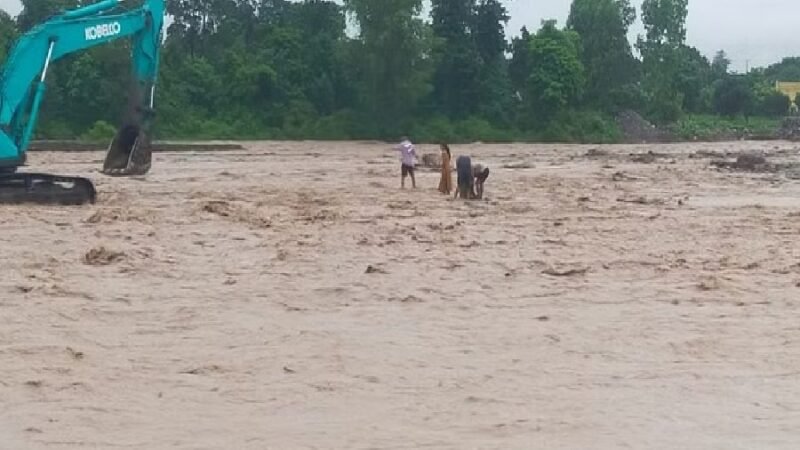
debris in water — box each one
[542,267,589,277]
[83,246,125,266]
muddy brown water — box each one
[2,140,800,449]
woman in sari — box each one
[438,143,453,195]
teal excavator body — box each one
[0,0,164,204]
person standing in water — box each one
[393,136,418,189]
[438,143,453,195]
[454,155,474,199]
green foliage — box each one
[670,114,781,140]
[508,27,532,93]
[537,110,622,143]
[1,0,798,145]
[637,0,689,123]
[428,0,511,122]
[17,0,75,32]
[764,57,800,82]
[0,10,17,63]
[711,50,730,79]
[639,0,688,46]
[675,45,711,113]
[712,76,755,117]
[344,0,433,135]
[81,120,116,142]
[525,20,585,124]
[566,0,638,110]
[760,91,791,117]
[37,120,74,139]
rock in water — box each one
[420,153,442,169]
[778,117,800,141]
[735,153,767,170]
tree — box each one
[17,0,75,32]
[508,26,532,94]
[472,0,512,125]
[760,91,790,117]
[0,10,17,64]
[712,75,754,117]
[525,20,585,124]
[675,45,711,113]
[639,0,688,46]
[566,0,638,110]
[344,0,433,134]
[473,0,509,63]
[429,0,481,119]
[763,57,800,82]
[637,0,689,122]
[711,50,730,79]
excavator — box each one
[0,0,164,205]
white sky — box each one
[0,0,793,72]
[501,0,798,73]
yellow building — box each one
[776,81,800,106]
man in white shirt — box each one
[393,136,418,189]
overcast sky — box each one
[0,0,794,72]
[500,0,798,73]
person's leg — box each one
[409,166,416,188]
[401,164,407,188]
[473,170,485,198]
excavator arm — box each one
[0,0,164,204]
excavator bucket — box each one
[101,123,152,176]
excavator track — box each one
[0,172,96,205]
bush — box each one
[538,110,622,143]
[37,120,76,139]
[760,91,791,117]
[712,76,755,117]
[669,114,781,140]
[409,116,456,143]
[309,110,358,140]
[646,93,684,124]
[454,117,515,143]
[81,120,116,142]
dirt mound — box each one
[420,153,442,169]
[707,152,800,174]
[733,154,768,170]
[629,150,671,164]
[198,200,272,228]
[201,200,234,217]
[85,207,152,224]
[83,246,126,265]
[616,110,674,143]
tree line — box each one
[1,0,799,143]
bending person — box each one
[471,163,490,199]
